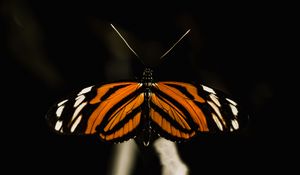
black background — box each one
[1,1,293,174]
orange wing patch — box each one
[150,95,195,139]
[154,82,209,132]
[84,82,144,141]
[85,82,141,133]
[100,111,141,141]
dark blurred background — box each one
[1,1,292,174]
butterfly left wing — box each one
[46,82,145,143]
[150,81,249,141]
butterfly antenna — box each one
[110,24,145,65]
[160,29,191,59]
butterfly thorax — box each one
[141,68,154,87]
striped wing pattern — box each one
[46,81,247,143]
[150,81,246,141]
[46,82,144,142]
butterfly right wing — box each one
[46,82,145,143]
[149,81,249,141]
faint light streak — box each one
[108,140,138,175]
[154,138,189,175]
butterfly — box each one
[46,24,249,146]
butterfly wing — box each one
[150,81,248,141]
[46,82,145,143]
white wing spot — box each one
[55,120,63,131]
[78,86,94,96]
[74,95,85,108]
[231,119,239,130]
[212,113,223,131]
[202,85,216,94]
[71,102,87,123]
[209,94,221,107]
[226,98,237,106]
[70,114,82,132]
[229,104,238,116]
[208,101,227,128]
[55,105,65,118]
[57,99,68,107]
[138,83,143,87]
[207,101,222,119]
